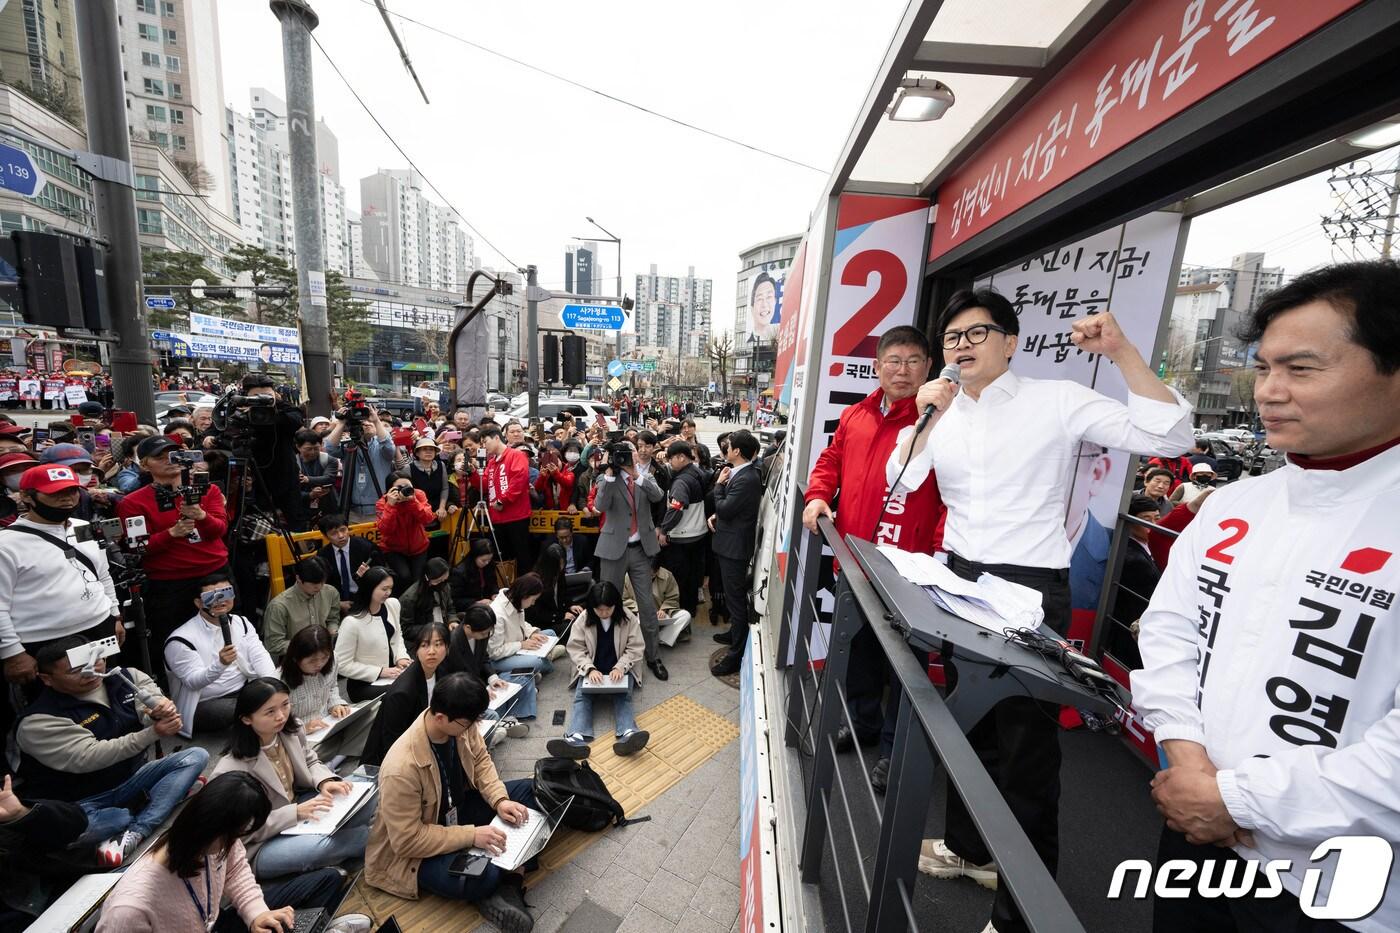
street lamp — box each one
[580,216,622,358]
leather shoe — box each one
[871,757,890,795]
[648,658,669,681]
[713,631,733,645]
[833,724,855,753]
[711,653,742,676]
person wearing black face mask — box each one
[0,465,124,691]
[398,557,458,645]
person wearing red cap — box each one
[0,464,123,687]
[0,423,29,456]
[0,450,37,527]
[116,436,229,681]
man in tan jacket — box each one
[364,672,539,932]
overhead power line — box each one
[358,0,828,175]
[306,28,522,271]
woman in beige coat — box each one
[209,677,377,880]
[546,581,649,760]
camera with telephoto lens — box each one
[153,452,210,512]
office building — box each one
[565,245,594,295]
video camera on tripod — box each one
[337,388,373,442]
[73,514,157,674]
[152,450,212,512]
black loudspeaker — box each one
[562,334,586,385]
[542,333,559,384]
[13,231,83,329]
[73,243,112,332]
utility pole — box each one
[526,264,539,420]
[74,0,154,423]
[271,0,332,414]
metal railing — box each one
[768,481,1088,933]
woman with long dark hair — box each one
[488,572,567,676]
[209,678,375,880]
[527,542,584,632]
[547,581,648,760]
[96,773,354,933]
[334,567,409,701]
[447,605,539,727]
[450,537,497,610]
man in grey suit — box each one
[593,440,668,680]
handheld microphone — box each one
[913,363,962,435]
[218,613,232,647]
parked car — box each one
[372,397,420,422]
[1195,436,1245,483]
[495,397,618,431]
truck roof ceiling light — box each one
[887,77,955,122]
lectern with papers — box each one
[845,537,1117,729]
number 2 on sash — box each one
[1205,519,1250,565]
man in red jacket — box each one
[115,436,228,685]
[477,424,534,572]
[802,325,946,792]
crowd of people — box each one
[0,377,765,932]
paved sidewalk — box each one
[485,601,743,933]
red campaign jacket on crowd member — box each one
[1147,454,1193,492]
[479,446,531,524]
[116,483,229,581]
[806,388,946,559]
[376,487,436,557]
[534,466,574,511]
[1148,501,1199,570]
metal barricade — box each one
[767,482,1088,933]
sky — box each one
[216,0,1400,337]
[215,0,911,337]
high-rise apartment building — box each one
[227,89,352,273]
[632,264,712,360]
[0,0,82,122]
[119,0,231,213]
[359,168,475,291]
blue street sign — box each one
[606,359,625,377]
[0,141,46,198]
[144,295,177,310]
[561,303,625,331]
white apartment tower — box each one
[632,264,712,358]
[359,168,475,291]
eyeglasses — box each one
[878,356,928,372]
[937,323,1010,349]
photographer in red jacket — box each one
[116,436,228,682]
[375,472,436,596]
[803,325,946,792]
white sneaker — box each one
[547,644,567,661]
[979,923,999,933]
[325,914,373,933]
[502,717,529,738]
[96,837,125,868]
[119,830,144,862]
[918,838,998,890]
[488,726,507,748]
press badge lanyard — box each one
[183,856,215,931]
[434,741,458,826]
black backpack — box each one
[533,757,647,832]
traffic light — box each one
[543,334,560,383]
[562,334,586,385]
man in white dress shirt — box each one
[887,288,1193,933]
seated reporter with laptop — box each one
[365,672,539,932]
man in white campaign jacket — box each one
[1133,259,1400,933]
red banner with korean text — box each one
[930,0,1365,260]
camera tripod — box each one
[223,441,307,589]
[334,430,386,521]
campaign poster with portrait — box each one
[747,264,787,341]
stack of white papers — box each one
[877,547,1044,635]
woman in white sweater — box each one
[333,567,409,701]
[488,573,567,676]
